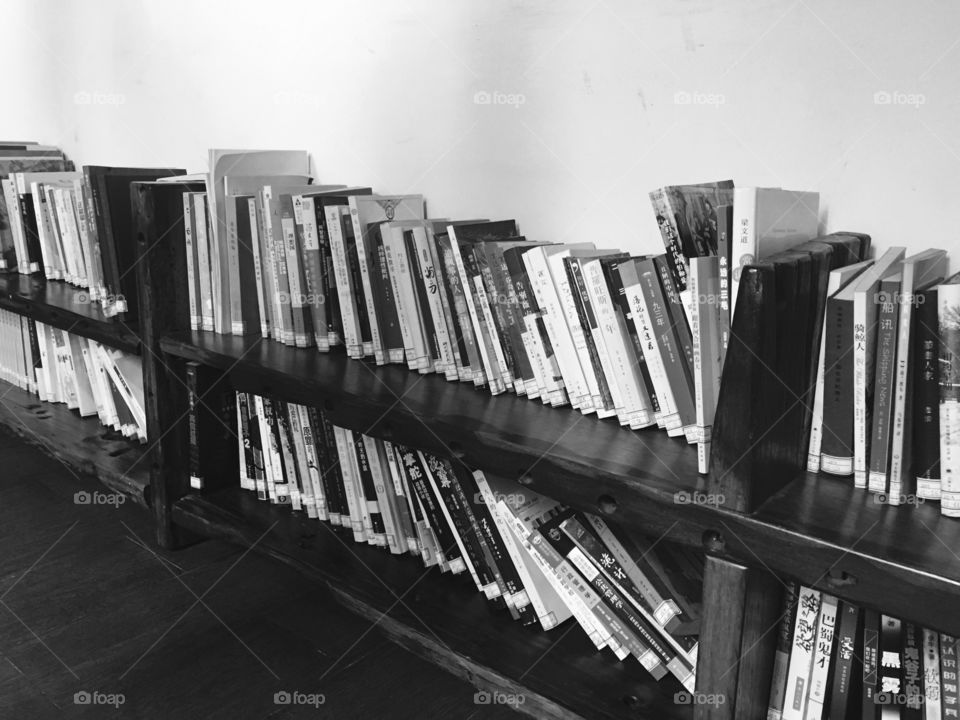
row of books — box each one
[0,139,183,317]
[767,582,956,720]
[806,249,960,514]
[218,387,704,689]
[0,308,145,440]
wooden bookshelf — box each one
[173,487,690,720]
[0,271,141,354]
[157,329,960,639]
[0,377,149,506]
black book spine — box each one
[565,257,614,411]
[368,223,403,361]
[314,199,342,342]
[315,409,346,522]
[913,286,941,491]
[862,609,880,720]
[901,622,923,720]
[876,615,903,718]
[237,392,256,488]
[821,296,856,475]
[485,242,534,385]
[352,431,386,537]
[341,213,372,346]
[17,191,43,274]
[395,446,464,569]
[186,361,203,490]
[247,395,267,501]
[472,242,516,384]
[827,600,861,720]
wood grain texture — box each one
[0,271,140,354]
[156,330,960,637]
[695,557,745,720]
[733,569,782,720]
[173,487,693,720]
[0,378,149,506]
[132,181,203,549]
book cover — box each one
[826,600,861,720]
[782,585,821,720]
[868,273,903,494]
[940,273,960,517]
[914,285,942,499]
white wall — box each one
[3,0,959,263]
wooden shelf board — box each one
[158,330,960,636]
[0,271,141,353]
[172,487,690,720]
[0,378,150,506]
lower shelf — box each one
[172,488,691,720]
[0,378,150,506]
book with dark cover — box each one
[234,196,262,337]
[352,431,386,543]
[453,463,537,624]
[827,601,861,720]
[395,445,465,572]
[313,408,346,525]
[767,582,799,720]
[480,239,536,390]
[537,511,692,687]
[603,258,660,416]
[901,622,923,720]
[185,360,239,495]
[237,392,256,489]
[820,281,857,475]
[941,634,960,719]
[716,203,733,359]
[433,229,480,383]
[565,256,616,414]
[914,286,941,496]
[366,222,404,363]
[653,254,696,381]
[186,361,204,491]
[84,166,187,318]
[276,401,305,508]
[247,395,267,500]
[876,615,903,718]
[341,212,372,350]
[942,273,960,517]
[861,609,880,720]
[16,189,43,273]
[868,274,903,494]
[426,455,502,603]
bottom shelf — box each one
[172,488,690,720]
[0,378,150,506]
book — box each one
[940,272,960,517]
[782,585,821,720]
[803,592,837,720]
[868,273,904,495]
[940,635,959,720]
[826,601,861,720]
[915,285,943,499]
[888,250,948,505]
[689,256,723,471]
[862,609,880,720]
[767,582,799,720]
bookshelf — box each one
[0,272,141,354]
[130,179,960,720]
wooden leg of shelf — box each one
[695,556,783,720]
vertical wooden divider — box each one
[133,179,205,549]
[695,556,782,720]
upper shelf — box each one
[0,271,141,354]
[159,330,960,636]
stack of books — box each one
[0,307,145,440]
[767,582,956,720]
[216,388,703,689]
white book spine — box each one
[325,207,362,357]
[852,284,874,487]
[802,593,837,720]
[923,628,943,720]
[782,586,821,720]
[730,187,757,320]
[888,266,918,505]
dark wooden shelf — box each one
[0,271,141,354]
[173,487,690,720]
[159,330,960,637]
[0,378,150,506]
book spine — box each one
[854,280,879,487]
[381,440,420,554]
[246,197,269,339]
[397,446,463,571]
[862,609,880,720]
[351,431,384,544]
[194,195,216,332]
[826,601,860,720]
[729,186,757,320]
[767,583,799,720]
[888,265,920,504]
[405,231,440,374]
[922,628,943,720]
[940,634,958,720]
[185,361,204,490]
[313,202,342,348]
[802,592,838,720]
[348,206,384,362]
[869,277,902,494]
[361,436,401,553]
[941,282,960,517]
[332,426,366,542]
[413,228,456,379]
[876,615,904,713]
[915,287,941,499]
[269,196,295,345]
[902,622,924,720]
[717,203,732,362]
[649,187,688,292]
[383,228,419,367]
[325,206,361,357]
[690,256,722,470]
[461,243,507,393]
[225,195,243,335]
[782,586,821,720]
[436,234,481,382]
[181,193,200,331]
[369,225,404,364]
[820,297,856,475]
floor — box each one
[0,430,520,719]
